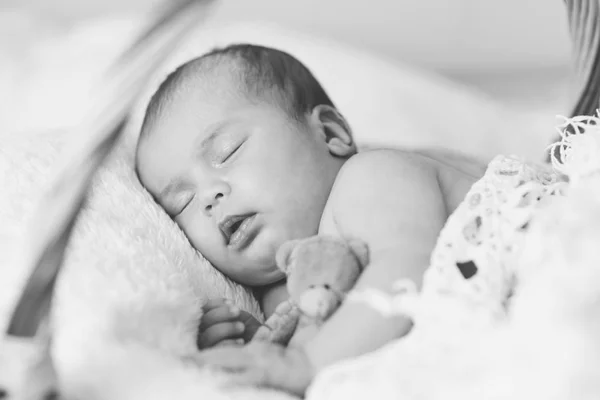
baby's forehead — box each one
[146,58,288,139]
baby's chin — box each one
[209,232,287,286]
[236,265,285,287]
[208,251,283,287]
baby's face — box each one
[136,81,339,286]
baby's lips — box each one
[219,214,251,244]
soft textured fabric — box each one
[0,130,263,397]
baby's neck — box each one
[254,280,289,319]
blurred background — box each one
[0,0,574,155]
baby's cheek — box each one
[182,219,223,259]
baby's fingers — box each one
[272,300,295,316]
[198,321,246,349]
[251,324,273,342]
[201,298,228,313]
[201,303,241,329]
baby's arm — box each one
[305,149,447,370]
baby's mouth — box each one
[218,214,257,249]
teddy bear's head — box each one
[275,236,369,321]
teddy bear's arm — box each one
[252,300,300,345]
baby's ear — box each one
[310,105,356,158]
[275,239,300,274]
[346,238,369,270]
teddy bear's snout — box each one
[298,286,340,320]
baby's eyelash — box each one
[223,142,243,162]
[180,196,195,212]
[170,194,194,217]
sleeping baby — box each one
[134,43,486,395]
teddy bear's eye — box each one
[323,284,331,290]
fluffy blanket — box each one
[0,130,278,399]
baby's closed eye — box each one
[206,131,247,166]
[217,140,245,164]
[164,192,195,217]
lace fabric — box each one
[423,155,567,317]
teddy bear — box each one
[252,235,369,347]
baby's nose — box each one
[200,179,231,215]
[204,192,223,213]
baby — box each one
[134,44,486,394]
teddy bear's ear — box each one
[275,239,300,273]
[347,238,370,269]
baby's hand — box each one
[197,298,262,349]
[252,300,300,345]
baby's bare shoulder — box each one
[338,148,486,178]
[334,149,436,187]
[319,149,448,270]
[320,149,445,234]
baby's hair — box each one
[139,43,336,140]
